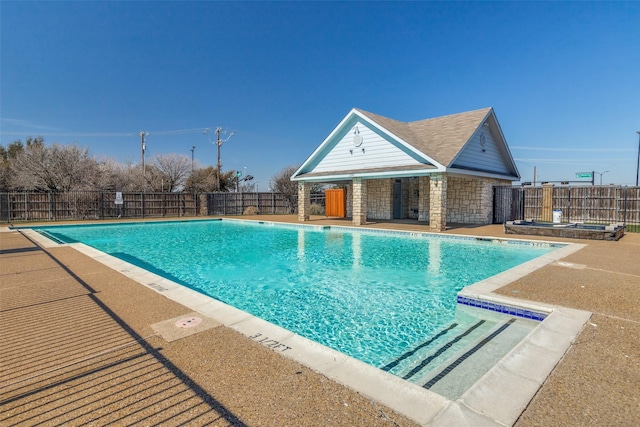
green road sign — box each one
[575,173,592,179]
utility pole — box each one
[139,131,148,190]
[216,127,222,191]
[190,146,195,176]
[204,127,235,191]
[190,146,196,193]
[636,131,640,187]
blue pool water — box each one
[35,220,555,369]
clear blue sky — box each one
[2,1,639,189]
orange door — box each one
[325,189,346,217]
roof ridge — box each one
[354,106,492,123]
[407,107,493,125]
[353,108,408,124]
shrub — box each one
[243,206,260,215]
[309,203,325,215]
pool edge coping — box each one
[10,222,592,427]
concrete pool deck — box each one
[1,216,639,426]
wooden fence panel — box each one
[2,187,637,229]
[523,187,543,221]
[494,185,639,228]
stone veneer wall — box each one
[366,178,393,220]
[297,181,310,221]
[199,194,208,216]
[344,175,509,225]
[418,176,430,221]
[429,173,447,231]
[404,178,420,219]
[446,176,509,224]
[352,178,367,225]
[345,183,352,218]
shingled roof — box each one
[292,106,519,182]
[354,107,493,167]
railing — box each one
[493,185,640,230]
[0,191,327,223]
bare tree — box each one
[149,153,191,192]
[95,157,139,191]
[0,141,23,190]
[239,181,257,192]
[2,137,245,194]
[11,140,99,191]
[185,166,213,192]
[271,164,300,213]
[185,167,238,192]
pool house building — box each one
[291,107,520,231]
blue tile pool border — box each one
[457,295,548,321]
[328,225,566,249]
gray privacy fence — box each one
[0,191,326,223]
[493,185,640,227]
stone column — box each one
[199,193,208,216]
[345,183,352,218]
[429,173,447,231]
[418,176,430,222]
[541,183,554,222]
[297,181,310,222]
[352,178,367,226]
[480,178,497,224]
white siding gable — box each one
[451,125,511,175]
[311,121,429,173]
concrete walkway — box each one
[1,216,639,426]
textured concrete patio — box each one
[1,216,638,426]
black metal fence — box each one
[0,191,327,223]
[493,185,640,228]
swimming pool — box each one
[33,219,556,376]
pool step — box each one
[401,319,489,381]
[422,316,538,400]
[380,322,460,373]
[382,319,497,382]
[381,311,539,400]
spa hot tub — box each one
[504,220,625,241]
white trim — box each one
[448,110,520,179]
[292,108,521,183]
[491,111,521,179]
[351,110,445,169]
[448,109,493,167]
[292,167,516,183]
[443,167,519,181]
[291,109,445,181]
[293,167,447,182]
[291,110,359,180]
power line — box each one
[149,128,206,136]
[515,158,631,163]
[511,146,634,152]
[1,128,209,138]
[1,131,138,137]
